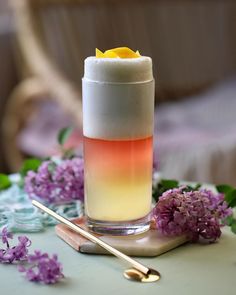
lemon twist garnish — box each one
[96,47,141,58]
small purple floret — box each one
[0,227,31,263]
[19,250,64,284]
[0,227,13,244]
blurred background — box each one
[1,0,236,185]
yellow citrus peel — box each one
[96,47,141,58]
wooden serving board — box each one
[55,218,188,257]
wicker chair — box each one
[3,0,236,171]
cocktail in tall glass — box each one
[82,48,155,235]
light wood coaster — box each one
[55,218,188,257]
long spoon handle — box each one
[32,200,150,275]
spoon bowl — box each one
[124,268,161,282]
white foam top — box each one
[84,56,153,83]
[82,55,155,140]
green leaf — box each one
[225,189,236,208]
[57,127,73,146]
[62,148,75,159]
[216,184,233,194]
[231,220,236,234]
[192,183,202,190]
[152,179,179,202]
[20,158,42,177]
[225,215,234,226]
[183,183,202,192]
[161,179,179,189]
[0,174,12,190]
[152,183,160,202]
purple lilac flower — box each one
[152,188,233,242]
[0,229,64,284]
[24,157,84,204]
[0,227,13,245]
[0,227,31,263]
[18,250,64,284]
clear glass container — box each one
[82,56,155,235]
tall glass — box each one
[82,56,155,235]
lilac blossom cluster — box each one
[24,158,84,204]
[0,228,64,284]
[18,251,64,284]
[0,227,31,263]
[153,188,232,242]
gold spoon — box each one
[32,200,160,283]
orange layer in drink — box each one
[84,136,153,221]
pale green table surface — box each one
[0,226,235,295]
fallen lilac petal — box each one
[18,265,26,272]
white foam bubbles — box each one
[82,56,155,140]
